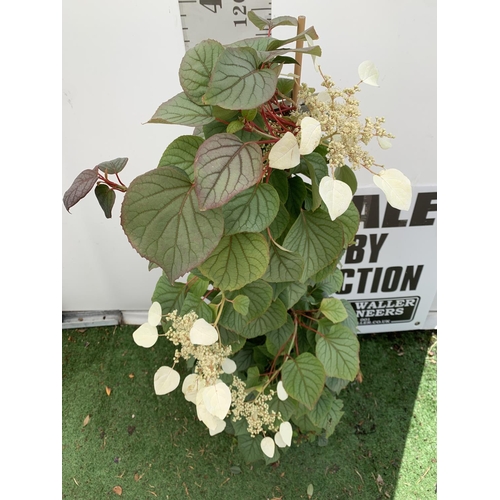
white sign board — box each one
[336,186,437,333]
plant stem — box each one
[292,16,306,104]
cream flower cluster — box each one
[266,61,412,220]
[132,304,235,436]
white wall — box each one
[62,0,436,316]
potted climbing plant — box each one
[63,11,411,464]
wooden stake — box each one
[292,16,306,105]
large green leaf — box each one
[148,92,213,127]
[320,297,348,323]
[203,47,278,110]
[199,233,269,291]
[151,273,186,315]
[278,282,308,310]
[315,324,360,380]
[324,398,344,437]
[180,292,215,322]
[194,133,263,210]
[281,352,325,410]
[179,40,224,105]
[282,209,344,282]
[341,299,359,332]
[337,201,360,246]
[268,202,290,240]
[220,280,274,328]
[121,166,224,282]
[239,299,288,339]
[223,183,279,235]
[262,243,304,283]
[268,394,297,422]
[303,388,335,429]
[268,170,289,203]
[266,314,294,356]
[157,135,204,181]
[334,165,358,194]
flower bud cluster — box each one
[163,311,232,385]
[295,75,394,171]
[229,376,282,437]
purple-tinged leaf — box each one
[63,167,99,212]
[194,133,263,210]
[97,157,128,175]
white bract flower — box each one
[201,380,232,420]
[373,168,412,211]
[277,381,288,401]
[261,436,275,458]
[274,431,287,448]
[195,391,222,431]
[377,136,392,149]
[182,373,206,403]
[153,366,180,395]
[319,176,353,221]
[299,117,322,155]
[132,301,162,348]
[208,417,227,436]
[221,357,237,374]
[358,60,379,86]
[304,33,320,73]
[279,421,293,446]
[189,318,218,345]
[269,132,300,170]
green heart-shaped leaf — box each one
[223,183,279,235]
[282,352,326,410]
[315,324,360,380]
[121,166,224,282]
[199,233,269,291]
[179,39,224,105]
[203,47,278,110]
[282,209,344,282]
[158,135,204,181]
[194,133,263,210]
[148,92,213,127]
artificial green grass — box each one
[62,326,436,499]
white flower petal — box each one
[189,318,219,346]
[153,366,180,395]
[147,301,162,326]
[132,322,159,348]
[209,417,227,436]
[373,168,412,211]
[299,117,322,155]
[182,373,206,403]
[274,431,287,448]
[277,381,288,401]
[195,393,220,431]
[358,60,379,86]
[261,436,275,458]
[221,358,237,374]
[269,132,300,170]
[377,136,392,149]
[202,380,232,420]
[304,33,320,73]
[279,421,293,447]
[319,177,353,221]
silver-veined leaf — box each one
[148,91,213,126]
[194,133,263,210]
[203,47,278,110]
[281,352,325,410]
[198,233,269,291]
[121,166,224,283]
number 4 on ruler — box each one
[200,0,222,13]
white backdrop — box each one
[62,0,436,329]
